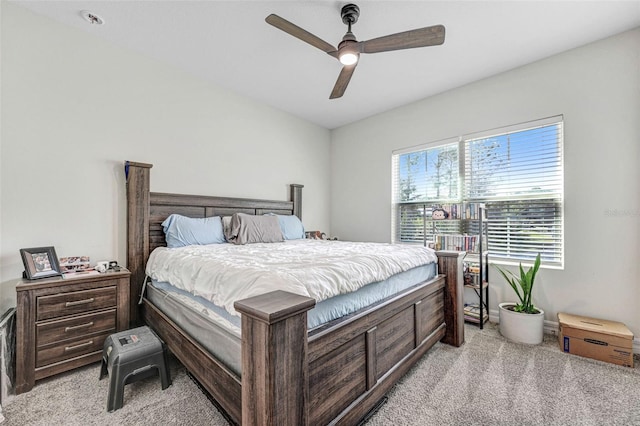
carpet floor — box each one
[2,323,639,425]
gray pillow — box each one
[222,216,233,242]
[227,213,284,245]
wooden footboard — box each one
[233,265,462,426]
[307,276,446,425]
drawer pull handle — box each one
[64,340,93,352]
[64,322,94,332]
[65,298,95,307]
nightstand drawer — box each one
[36,309,117,347]
[37,286,117,321]
[36,331,112,368]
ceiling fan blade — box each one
[360,25,445,54]
[266,14,338,57]
[329,65,357,99]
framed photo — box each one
[20,246,62,280]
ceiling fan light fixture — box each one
[339,51,359,66]
[338,39,360,65]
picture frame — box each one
[20,246,62,280]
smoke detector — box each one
[80,10,104,25]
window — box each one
[392,116,564,267]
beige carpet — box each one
[3,324,639,425]
[1,357,226,425]
[369,324,640,425]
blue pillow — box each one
[162,214,226,248]
[275,214,305,240]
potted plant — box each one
[494,253,544,344]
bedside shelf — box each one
[425,204,489,329]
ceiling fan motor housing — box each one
[341,4,360,26]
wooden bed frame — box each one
[125,161,464,425]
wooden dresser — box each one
[15,269,130,394]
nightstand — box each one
[15,269,130,394]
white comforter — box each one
[146,239,437,317]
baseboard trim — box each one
[543,319,559,337]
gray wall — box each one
[331,28,640,336]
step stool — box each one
[99,326,171,412]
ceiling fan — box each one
[266,3,445,99]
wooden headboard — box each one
[124,161,303,324]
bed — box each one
[124,161,465,425]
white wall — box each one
[0,4,331,312]
[331,28,640,336]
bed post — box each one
[290,184,304,219]
[125,161,153,325]
[234,290,316,426]
[436,250,465,347]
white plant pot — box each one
[498,302,545,345]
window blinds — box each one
[464,120,563,266]
[392,116,564,267]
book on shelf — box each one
[429,203,485,220]
[464,304,488,323]
[433,234,478,252]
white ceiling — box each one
[11,1,640,129]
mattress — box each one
[147,262,437,376]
